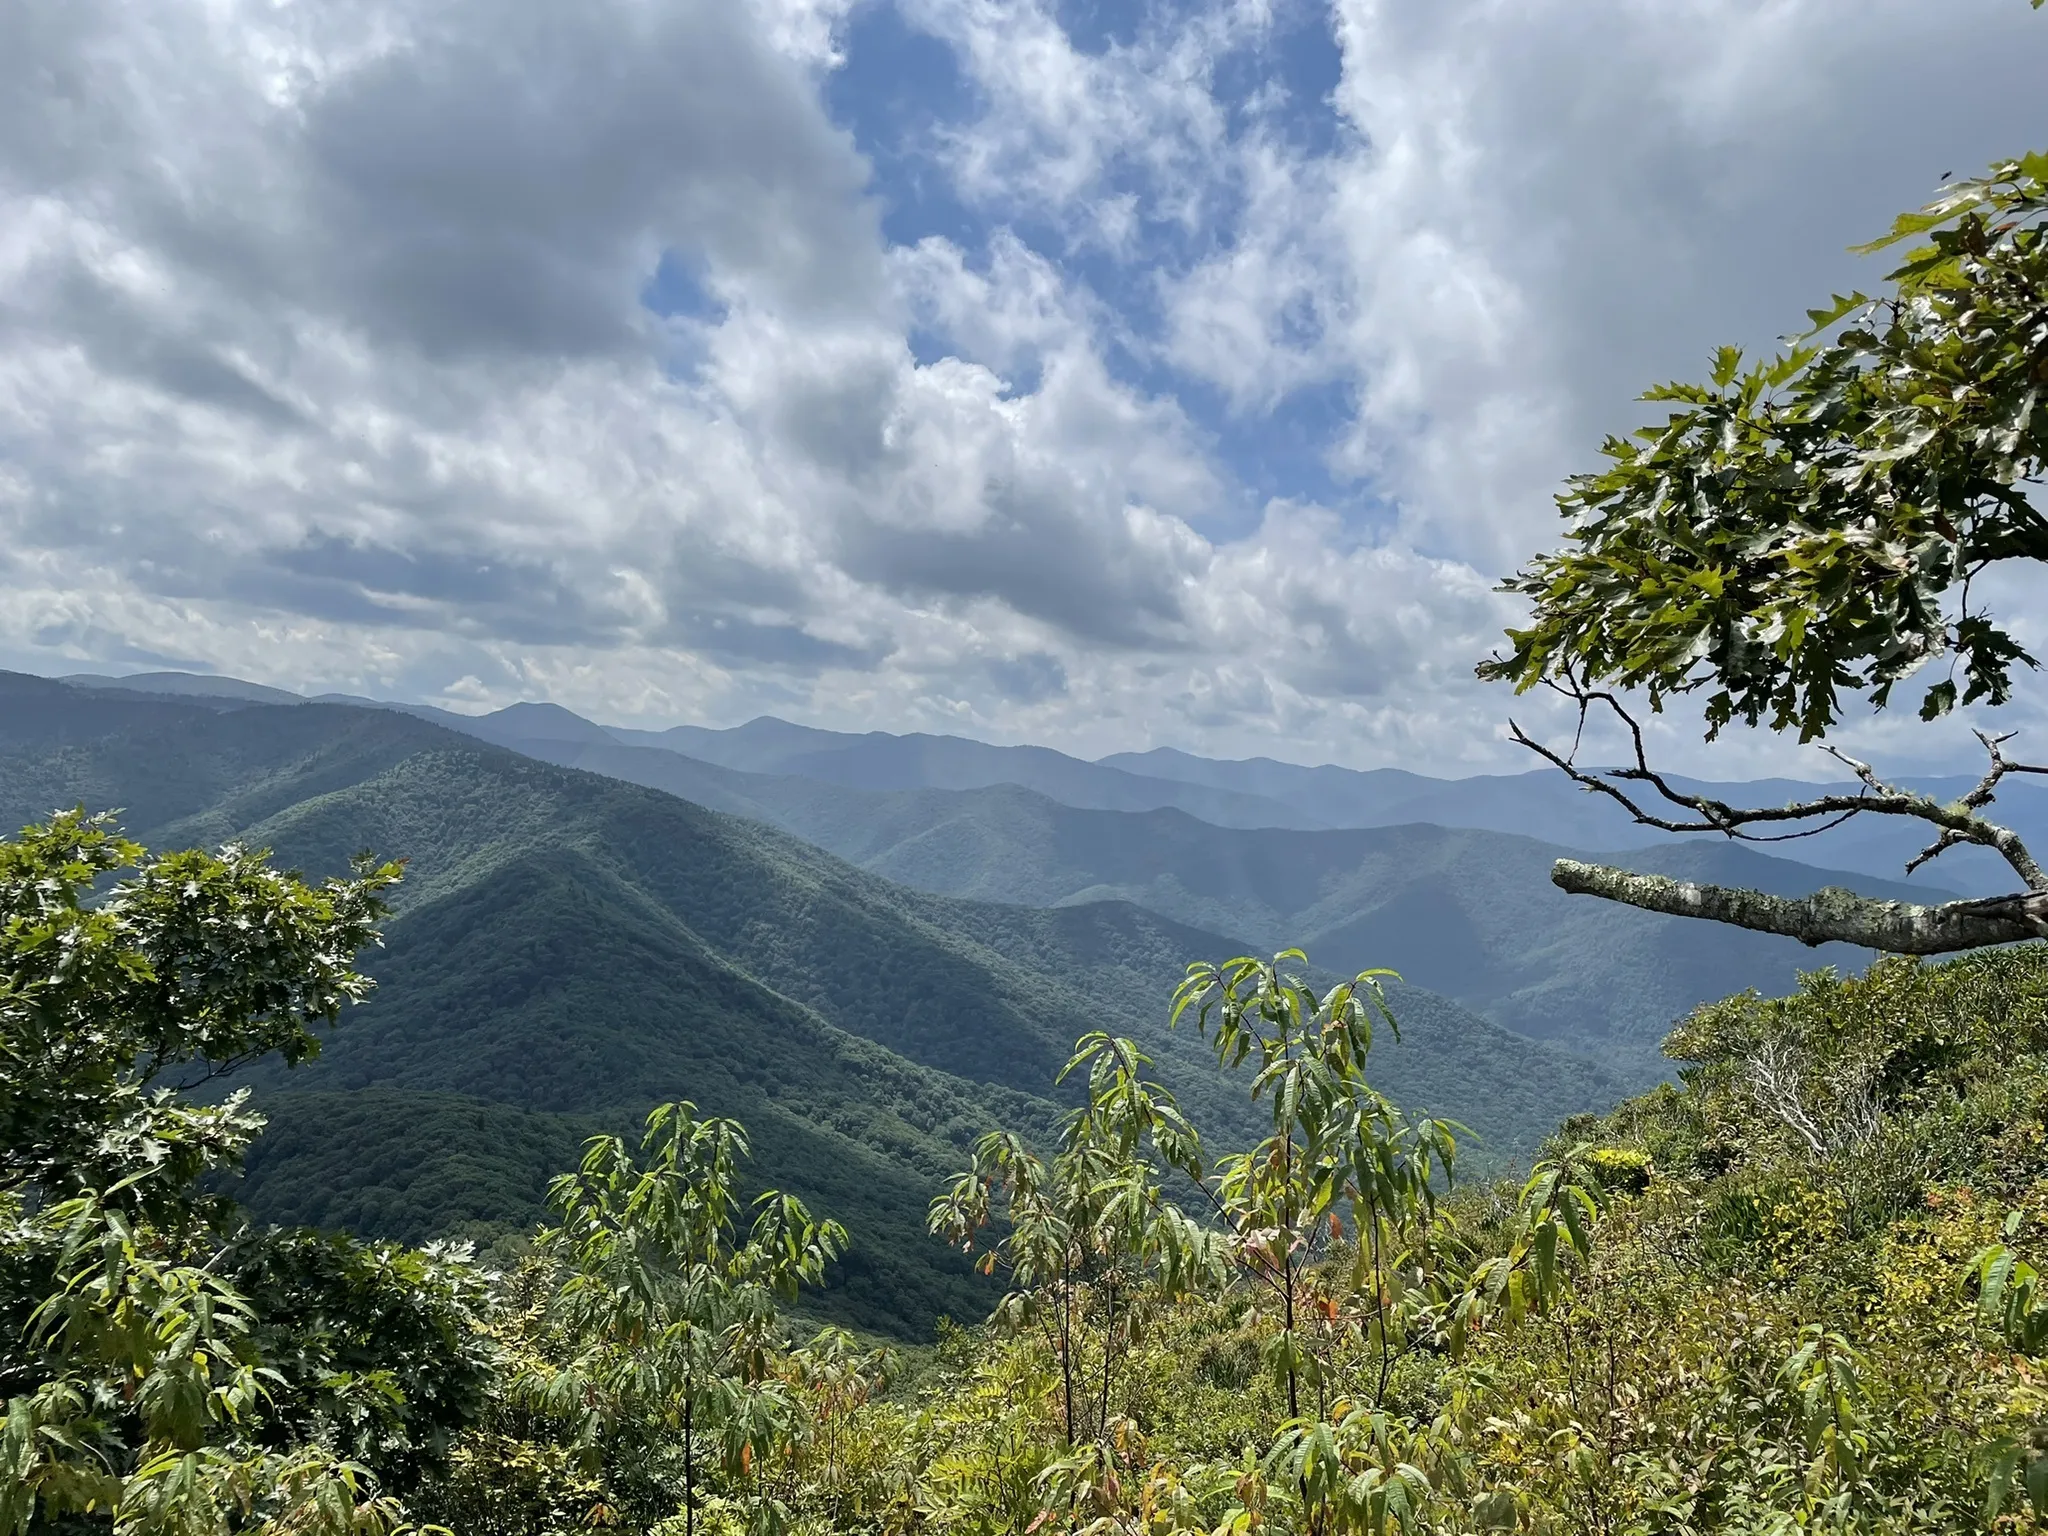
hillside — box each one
[0,673,1623,1332]
[506,733,1952,1072]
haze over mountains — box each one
[18,665,2044,1329]
[65,667,2045,886]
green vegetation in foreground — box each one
[10,808,2048,1534]
[799,941,2048,1534]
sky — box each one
[1,0,2043,774]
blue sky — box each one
[826,0,1361,527]
[0,0,2042,773]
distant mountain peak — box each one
[59,669,304,706]
[482,700,616,744]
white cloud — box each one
[1320,0,2048,566]
[748,0,859,67]
[897,0,1253,241]
[0,0,2041,776]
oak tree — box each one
[1483,149,2048,954]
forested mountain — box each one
[0,672,1623,1333]
[492,734,1937,1070]
[610,716,1328,828]
[63,666,2048,893]
[33,667,2009,1072]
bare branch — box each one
[1739,1032,1883,1157]
[1742,1035,1829,1157]
[1905,827,1967,878]
[1510,716,1862,844]
[1552,859,2048,954]
[1509,684,2048,893]
[1816,744,1886,796]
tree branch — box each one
[1551,859,2048,954]
[1510,684,2048,893]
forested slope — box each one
[0,672,1623,1332]
[517,733,1946,1070]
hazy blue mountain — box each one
[1097,747,1637,846]
[55,674,1328,829]
[60,669,306,705]
[0,673,1626,1332]
[54,671,2046,894]
[634,717,2043,893]
[434,699,619,748]
[509,735,1962,1079]
[1100,747,2047,894]
[611,717,1330,829]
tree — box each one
[1172,954,1461,1425]
[931,964,1480,1536]
[1480,146,2048,953]
[774,1327,895,1529]
[929,1034,1220,1452]
[0,810,484,1535]
[2,812,397,1216]
[530,1102,845,1536]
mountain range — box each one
[2,671,1640,1333]
[504,733,1955,1068]
[19,666,2042,1331]
[65,667,2045,892]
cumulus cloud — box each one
[1315,0,2048,571]
[0,0,2041,771]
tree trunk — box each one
[1551,859,2048,954]
[1059,1254,1076,1447]
[1096,1278,1111,1443]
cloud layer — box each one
[1,0,2041,770]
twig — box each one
[1510,682,2048,892]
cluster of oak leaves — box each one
[4,809,2048,1536]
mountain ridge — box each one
[503,732,1955,1073]
[47,667,2045,891]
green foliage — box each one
[1,810,400,1220]
[694,943,2048,1536]
[226,1230,496,1494]
[0,813,480,1535]
[1976,1211,2048,1353]
[930,1035,1221,1449]
[1483,154,2048,740]
[522,1103,844,1536]
[1453,1145,1600,1335]
[1174,955,1460,1423]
